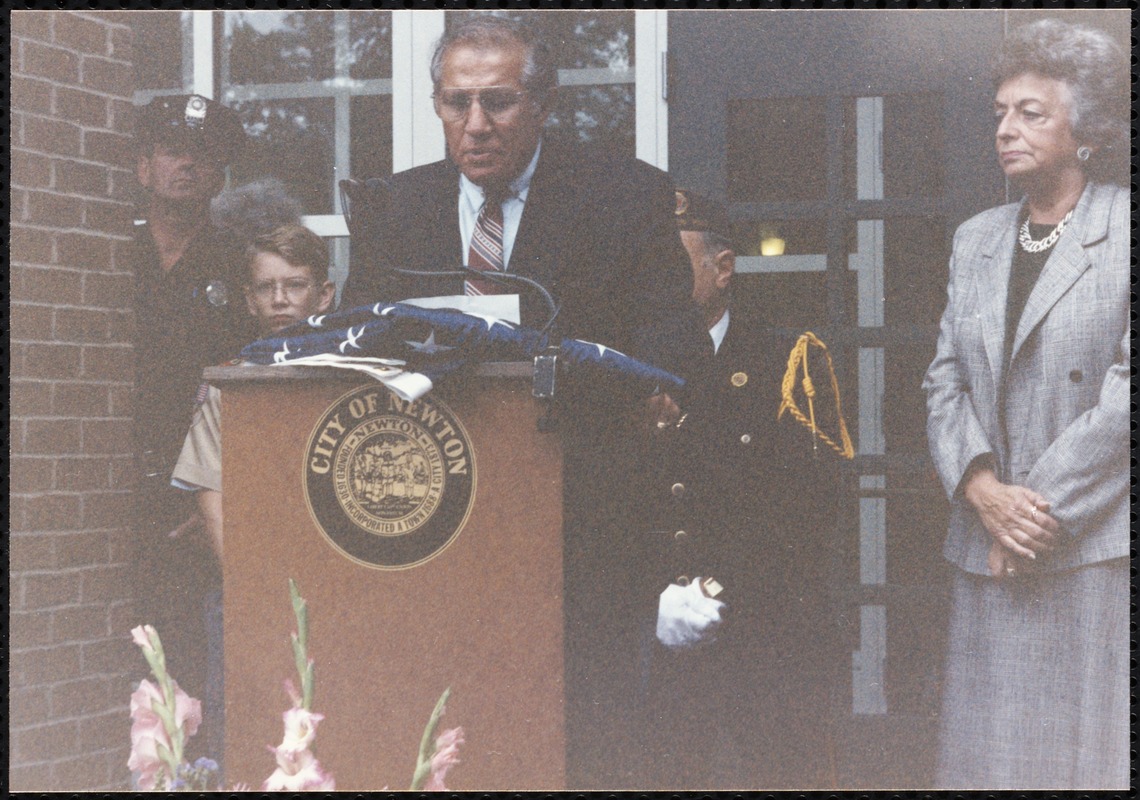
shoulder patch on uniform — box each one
[194,382,210,407]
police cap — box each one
[673,188,734,249]
[136,94,246,164]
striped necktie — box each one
[465,192,507,296]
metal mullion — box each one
[841,197,947,219]
[836,582,952,607]
[217,10,232,96]
[333,10,352,214]
[850,452,935,474]
[557,67,634,86]
[730,200,835,222]
[224,79,393,102]
[825,95,848,329]
[329,9,353,288]
[822,325,940,349]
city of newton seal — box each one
[303,385,476,569]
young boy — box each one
[171,222,335,559]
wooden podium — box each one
[208,362,564,790]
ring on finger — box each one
[1030,505,1038,523]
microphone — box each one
[340,177,563,414]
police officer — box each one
[131,94,251,763]
[640,190,851,790]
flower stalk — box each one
[410,687,464,791]
[289,577,315,711]
[262,579,335,790]
[129,624,203,790]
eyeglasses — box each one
[433,88,529,122]
[247,279,317,300]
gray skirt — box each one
[936,557,1129,790]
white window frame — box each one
[144,9,670,238]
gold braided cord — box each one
[777,331,855,460]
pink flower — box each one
[130,624,156,653]
[424,727,465,791]
[127,678,202,790]
[279,705,323,755]
[263,748,336,791]
[262,690,334,791]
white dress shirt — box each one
[458,141,542,270]
[709,308,730,355]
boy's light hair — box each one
[245,223,329,283]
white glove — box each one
[655,578,726,650]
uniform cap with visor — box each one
[136,94,246,164]
[674,188,734,249]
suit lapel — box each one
[509,142,582,290]
[976,205,1017,389]
[425,162,463,271]
[1009,183,1104,364]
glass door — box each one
[667,10,1009,787]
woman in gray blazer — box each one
[923,19,1128,790]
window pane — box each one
[882,216,948,327]
[882,339,939,457]
[446,10,634,70]
[545,85,634,152]
[883,94,945,198]
[350,95,394,181]
[884,597,946,737]
[885,470,947,587]
[225,11,336,85]
[230,99,336,215]
[727,97,828,203]
[731,272,835,331]
[132,11,185,91]
[732,219,828,257]
[842,94,946,200]
[347,11,392,80]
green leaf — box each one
[289,578,309,652]
[302,660,315,711]
[409,687,451,791]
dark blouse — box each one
[1003,221,1056,369]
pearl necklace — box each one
[1018,208,1074,253]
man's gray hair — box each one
[993,18,1128,183]
[429,15,557,104]
[210,178,303,244]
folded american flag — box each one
[239,301,684,402]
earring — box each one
[1076,145,1091,162]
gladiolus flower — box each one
[424,727,464,791]
[279,705,322,755]
[130,624,156,652]
[263,749,336,791]
[262,685,334,791]
[127,678,201,790]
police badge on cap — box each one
[136,94,246,164]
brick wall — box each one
[10,11,139,792]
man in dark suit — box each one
[340,16,709,789]
[640,190,851,790]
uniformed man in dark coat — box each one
[130,94,252,762]
[639,190,852,790]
